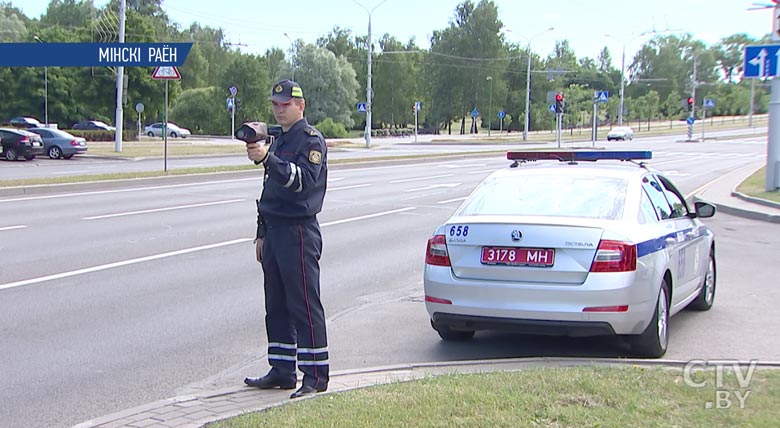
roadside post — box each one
[151,66,181,172]
[135,102,144,141]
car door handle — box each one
[685,232,697,240]
[665,237,677,246]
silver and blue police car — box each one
[423,151,717,357]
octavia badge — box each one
[511,230,523,241]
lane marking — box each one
[329,184,371,191]
[83,199,246,220]
[0,225,27,232]
[405,183,461,192]
[437,197,467,204]
[390,174,453,184]
[0,207,417,291]
[320,207,416,227]
[0,239,252,291]
[0,177,259,203]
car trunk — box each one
[446,221,604,285]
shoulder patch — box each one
[306,128,318,136]
[308,150,322,165]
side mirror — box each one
[694,200,716,218]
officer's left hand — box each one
[247,142,268,164]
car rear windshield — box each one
[456,174,628,220]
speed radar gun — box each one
[235,121,282,144]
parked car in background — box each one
[28,128,88,159]
[607,126,634,141]
[72,120,116,131]
[6,117,43,129]
[423,150,717,358]
[143,122,191,138]
[0,128,45,161]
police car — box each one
[423,151,717,357]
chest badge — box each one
[308,150,322,165]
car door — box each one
[640,174,682,302]
[656,174,707,306]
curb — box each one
[72,357,780,428]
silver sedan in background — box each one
[28,128,88,159]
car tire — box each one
[431,320,475,341]
[4,147,18,161]
[688,250,716,311]
[48,146,63,159]
[631,279,669,358]
[170,132,178,138]
[147,131,155,137]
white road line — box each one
[51,170,89,175]
[83,199,246,220]
[437,197,467,204]
[0,207,416,291]
[329,184,371,191]
[320,207,416,227]
[390,174,454,184]
[0,177,258,203]
[467,169,499,174]
[0,225,27,232]
[0,238,252,291]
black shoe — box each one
[244,373,297,390]
[290,384,327,399]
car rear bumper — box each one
[432,313,616,337]
[424,265,658,336]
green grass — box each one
[736,167,780,203]
[210,367,780,428]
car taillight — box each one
[425,235,451,266]
[19,137,29,143]
[590,240,636,272]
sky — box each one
[17,0,778,69]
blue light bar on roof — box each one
[506,150,652,162]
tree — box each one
[293,43,359,128]
[169,87,227,134]
[219,54,271,124]
[715,33,754,82]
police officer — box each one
[244,79,329,399]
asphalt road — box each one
[0,133,777,428]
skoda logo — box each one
[511,230,523,241]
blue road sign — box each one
[686,116,695,125]
[549,104,557,113]
[744,45,780,78]
[498,110,505,118]
[415,101,422,111]
[226,97,234,110]
[596,91,609,103]
[357,102,367,113]
[704,98,716,109]
[229,86,237,96]
[471,107,479,118]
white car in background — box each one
[607,126,634,141]
[423,150,717,358]
[144,122,191,138]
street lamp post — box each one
[486,76,493,136]
[514,27,553,142]
[605,31,652,126]
[33,36,48,126]
[353,0,389,149]
[283,32,295,81]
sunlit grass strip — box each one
[736,166,780,203]
[210,367,780,428]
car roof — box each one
[0,127,36,135]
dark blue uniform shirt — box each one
[258,118,327,221]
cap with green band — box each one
[270,79,303,102]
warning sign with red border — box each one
[151,66,181,80]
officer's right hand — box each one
[247,142,269,164]
[255,238,263,262]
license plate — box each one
[481,247,555,267]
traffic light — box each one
[555,93,565,114]
[687,97,694,112]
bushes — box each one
[68,129,138,141]
[315,118,349,139]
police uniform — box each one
[251,80,329,396]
